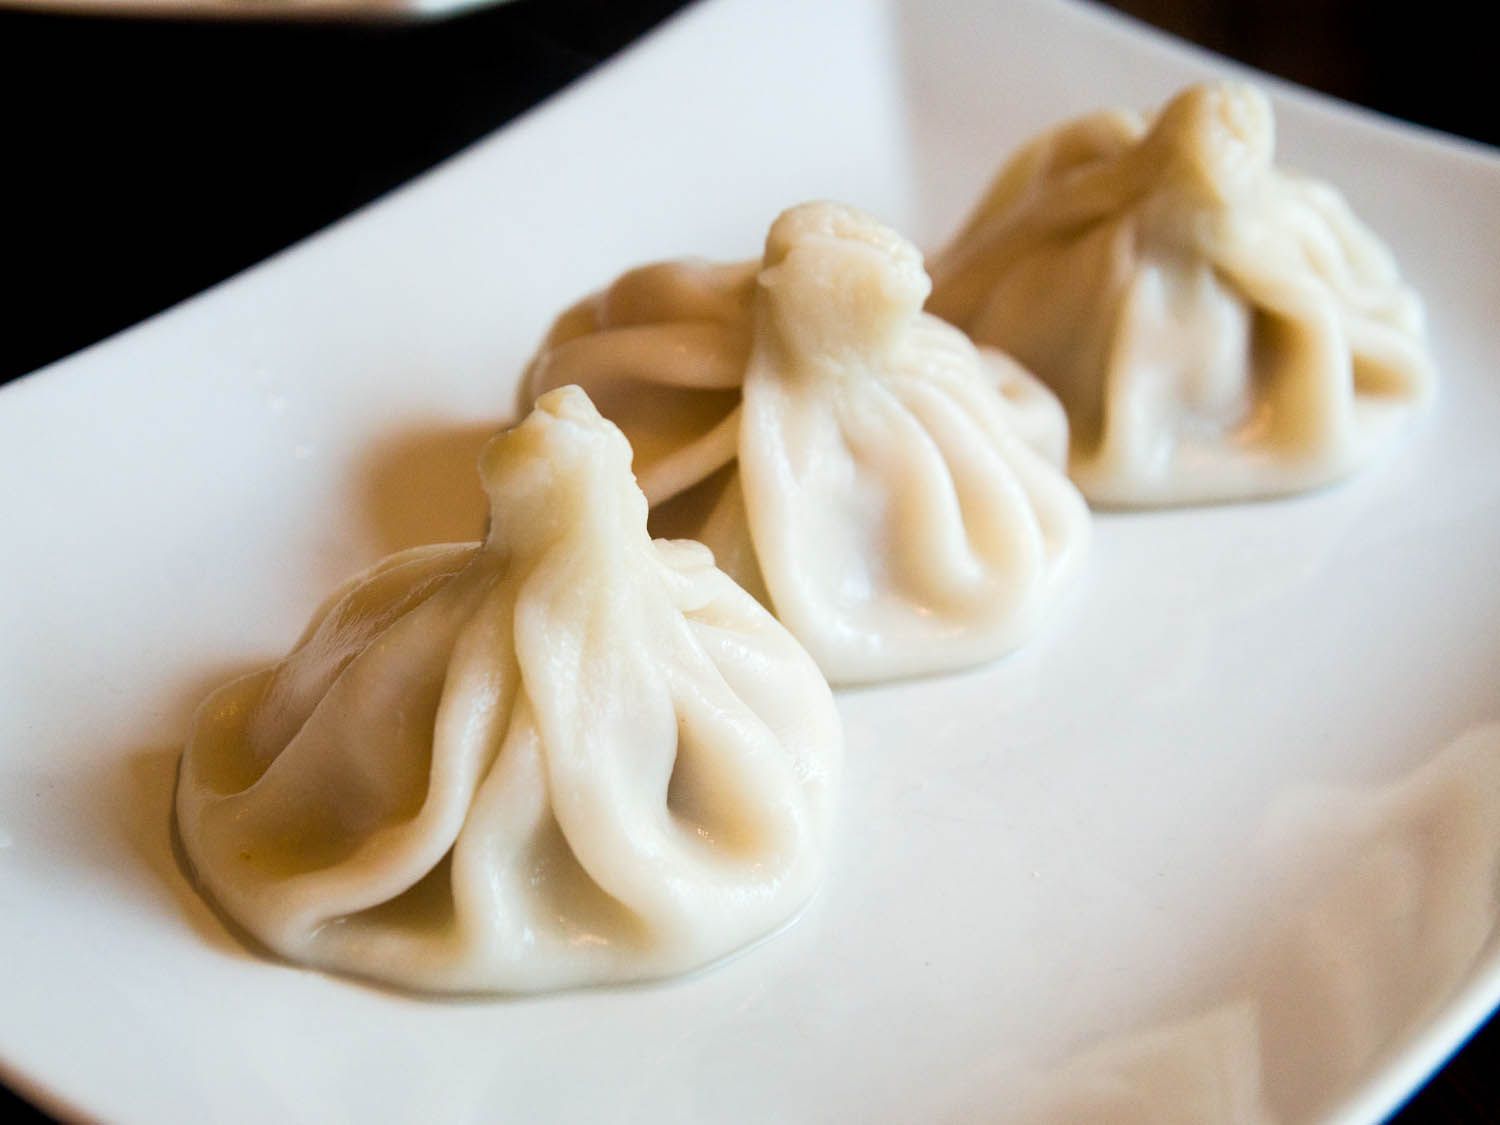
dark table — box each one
[0,0,1492,1119]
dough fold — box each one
[928,82,1435,506]
[527,202,1090,683]
[177,387,842,994]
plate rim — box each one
[2,0,1497,1120]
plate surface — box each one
[2,1,1499,1121]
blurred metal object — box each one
[0,0,510,22]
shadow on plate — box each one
[85,662,270,960]
[359,419,500,555]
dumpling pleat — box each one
[177,388,841,993]
[928,82,1436,505]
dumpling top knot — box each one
[479,385,648,559]
[1145,82,1275,205]
[758,201,932,367]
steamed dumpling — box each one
[928,81,1436,507]
[527,202,1090,684]
[175,387,842,994]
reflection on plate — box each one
[1,0,1498,1121]
[967,724,1500,1124]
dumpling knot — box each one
[478,385,648,557]
[1147,81,1275,205]
[758,201,932,368]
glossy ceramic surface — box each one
[2,1,1498,1120]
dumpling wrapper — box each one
[928,81,1436,507]
[176,387,842,995]
[524,259,759,506]
[527,202,1089,684]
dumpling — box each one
[175,386,842,994]
[927,81,1436,507]
[526,201,1090,684]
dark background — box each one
[0,0,1492,1120]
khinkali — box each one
[176,386,842,994]
[928,82,1436,506]
[526,202,1090,684]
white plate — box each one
[3,1,1498,1120]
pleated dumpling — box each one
[527,202,1089,684]
[524,259,758,506]
[928,81,1436,507]
[175,387,842,995]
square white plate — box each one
[2,1,1498,1121]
